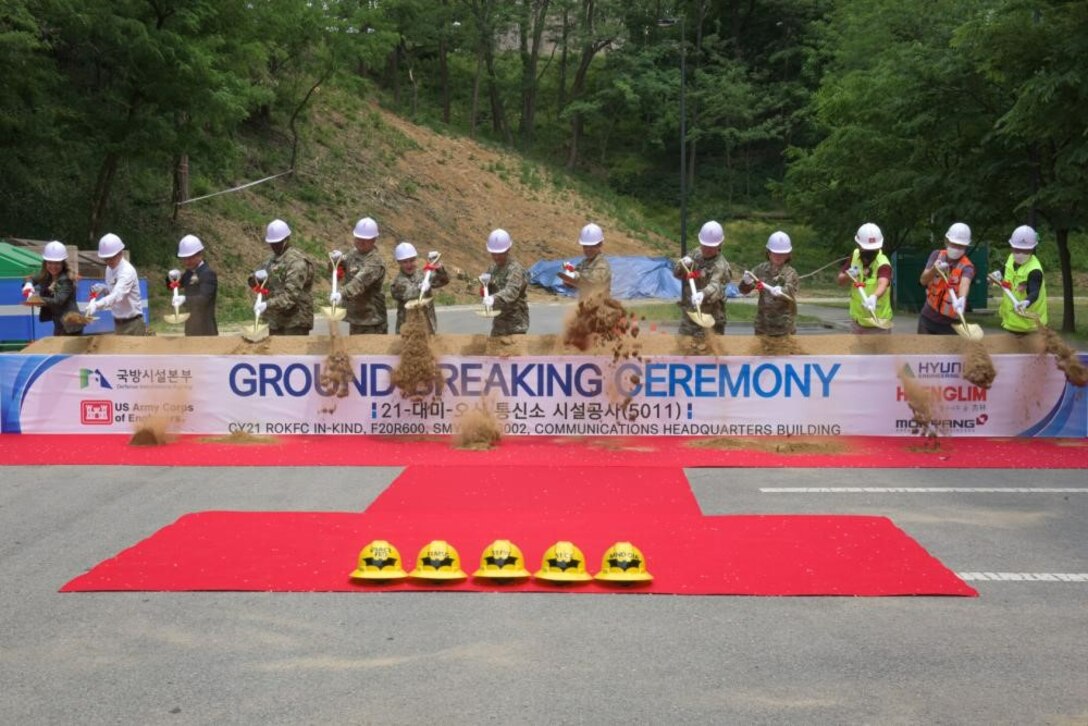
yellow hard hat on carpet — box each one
[473,539,530,579]
[534,541,592,582]
[409,540,467,580]
[350,540,408,581]
[595,541,653,582]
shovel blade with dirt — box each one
[164,312,190,325]
[319,305,347,322]
[242,323,269,343]
[988,272,1042,322]
[680,259,715,329]
[935,266,983,341]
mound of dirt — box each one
[198,431,279,445]
[1040,329,1088,387]
[129,418,172,447]
[749,335,806,357]
[685,437,846,455]
[391,308,442,398]
[452,406,501,450]
[962,342,997,389]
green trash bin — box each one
[892,245,989,313]
[0,241,42,278]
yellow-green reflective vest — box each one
[849,249,893,327]
[999,254,1047,333]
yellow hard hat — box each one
[473,539,530,579]
[350,539,408,581]
[409,540,467,580]
[595,541,653,582]
[534,541,592,582]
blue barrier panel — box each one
[528,256,739,300]
[0,278,150,342]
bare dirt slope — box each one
[177,93,670,304]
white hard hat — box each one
[177,234,204,258]
[854,222,884,250]
[945,222,971,246]
[487,228,512,254]
[97,233,125,259]
[42,241,68,262]
[265,219,291,243]
[579,223,604,246]
[353,217,380,240]
[1008,224,1038,250]
[766,231,792,254]
[698,220,724,247]
[394,242,418,261]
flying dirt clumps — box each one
[897,367,940,440]
[1040,328,1088,387]
[563,292,641,361]
[62,311,95,328]
[129,417,172,447]
[453,406,502,450]
[961,342,997,389]
[320,349,353,398]
[392,308,443,398]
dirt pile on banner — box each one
[391,308,442,398]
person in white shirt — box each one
[85,233,146,335]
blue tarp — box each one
[529,256,739,299]
[0,278,150,343]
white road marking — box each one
[759,487,1088,493]
[958,572,1088,582]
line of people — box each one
[22,216,1047,339]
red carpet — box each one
[62,465,976,597]
[4,433,1087,469]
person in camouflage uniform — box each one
[390,242,450,334]
[481,228,529,336]
[738,231,800,336]
[672,220,732,336]
[334,217,387,334]
[561,222,612,297]
[253,219,314,336]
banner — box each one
[1,352,1084,437]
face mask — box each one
[945,247,965,260]
[1012,252,1031,265]
[859,249,877,265]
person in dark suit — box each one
[25,241,84,336]
[173,234,218,336]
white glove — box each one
[22,281,34,297]
[847,265,861,279]
[329,291,342,305]
[989,271,1003,283]
[934,259,949,274]
[427,251,440,263]
[174,295,187,307]
[254,269,269,283]
[951,295,965,315]
[1013,299,1030,313]
[478,273,491,286]
[691,291,705,307]
[741,271,756,286]
[329,249,343,262]
[483,294,495,308]
[863,294,877,313]
[766,285,784,298]
[419,278,431,294]
[84,300,99,316]
[254,300,267,315]
[91,283,109,296]
[680,256,694,269]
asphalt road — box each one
[2,464,1086,725]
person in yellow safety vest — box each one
[918,222,976,335]
[992,225,1047,335]
[837,222,892,334]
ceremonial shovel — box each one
[319,250,347,323]
[406,251,440,310]
[243,269,270,343]
[679,259,715,329]
[845,269,893,329]
[475,272,500,318]
[164,269,190,325]
[934,265,983,341]
[742,269,794,302]
[988,272,1041,322]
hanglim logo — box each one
[79,368,112,390]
